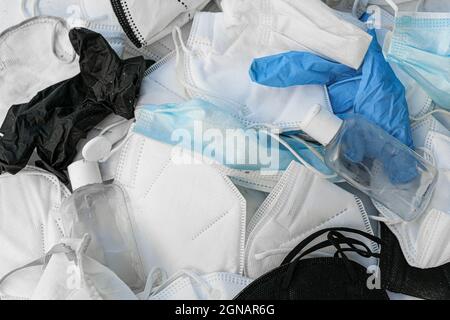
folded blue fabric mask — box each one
[134,99,333,175]
[386,11,450,109]
[249,29,413,149]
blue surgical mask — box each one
[133,99,335,177]
[385,0,450,109]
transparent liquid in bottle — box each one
[324,116,437,221]
[60,183,144,290]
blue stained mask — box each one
[387,11,450,109]
[133,99,334,175]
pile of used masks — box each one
[0,0,449,301]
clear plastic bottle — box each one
[60,160,145,291]
[302,105,438,222]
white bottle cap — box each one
[82,136,112,162]
[68,159,102,191]
[301,104,343,146]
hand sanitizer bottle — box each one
[301,105,437,222]
[61,159,144,291]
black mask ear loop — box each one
[281,228,383,289]
[281,227,382,265]
[327,231,367,283]
[281,234,367,289]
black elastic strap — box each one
[281,227,382,265]
[281,228,382,289]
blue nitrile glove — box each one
[250,30,416,184]
[250,30,413,148]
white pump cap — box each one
[68,159,102,191]
[301,104,343,146]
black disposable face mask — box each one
[0,28,154,183]
[235,227,389,300]
[380,224,450,300]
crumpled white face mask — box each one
[1,0,127,56]
[244,162,379,279]
[140,268,252,300]
[137,53,188,106]
[114,131,246,278]
[221,0,372,68]
[0,16,79,123]
[122,22,193,61]
[173,10,334,133]
[374,129,450,269]
[411,110,450,149]
[0,167,70,300]
[121,0,221,61]
[110,0,210,49]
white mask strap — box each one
[415,0,425,12]
[255,248,292,261]
[289,135,326,162]
[384,0,399,15]
[144,269,217,299]
[253,127,337,180]
[52,19,77,64]
[352,0,361,19]
[82,118,133,163]
[100,132,133,163]
[171,27,251,117]
[98,118,131,137]
[137,267,168,300]
[416,146,436,165]
[369,214,402,225]
[0,243,75,292]
[411,109,450,122]
[172,26,190,64]
[21,0,39,17]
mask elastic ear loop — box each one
[416,146,436,165]
[415,0,425,12]
[98,118,131,137]
[145,269,216,299]
[97,119,135,163]
[258,128,338,180]
[255,248,292,261]
[0,243,75,295]
[171,27,251,117]
[21,0,39,17]
[411,109,450,122]
[137,267,168,300]
[289,134,345,182]
[289,135,325,162]
[384,0,399,15]
[52,19,77,64]
[172,26,189,68]
[352,0,362,18]
[369,214,403,225]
